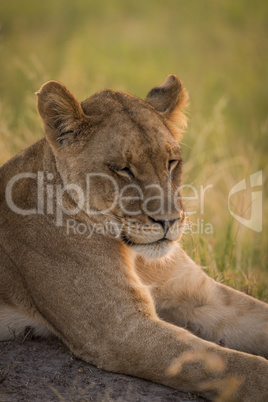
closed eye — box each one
[109,163,135,180]
[168,159,179,173]
[118,167,135,179]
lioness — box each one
[0,75,267,401]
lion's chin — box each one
[130,239,176,260]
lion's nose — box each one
[148,217,179,235]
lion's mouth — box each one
[121,234,170,247]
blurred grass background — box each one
[0,0,267,300]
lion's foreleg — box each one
[90,315,268,401]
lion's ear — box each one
[36,81,88,151]
[145,74,188,141]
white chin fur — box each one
[133,240,176,260]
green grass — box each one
[0,0,267,300]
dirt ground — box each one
[0,337,207,402]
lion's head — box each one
[36,75,188,259]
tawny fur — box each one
[0,75,267,401]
